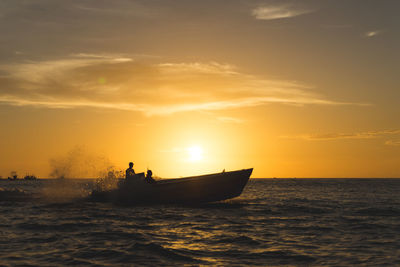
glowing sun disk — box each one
[187,146,203,161]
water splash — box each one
[93,169,124,192]
[49,146,113,178]
[40,179,91,203]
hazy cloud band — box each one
[0,54,366,116]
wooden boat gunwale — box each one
[154,168,253,184]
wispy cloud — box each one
[282,129,400,141]
[364,30,381,38]
[385,140,400,146]
[217,116,244,124]
[158,62,237,75]
[321,24,353,29]
[72,1,158,18]
[252,4,314,20]
[0,54,366,116]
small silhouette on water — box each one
[145,169,156,184]
[8,171,18,180]
[5,172,38,181]
[125,162,146,181]
[24,175,37,180]
[125,162,136,180]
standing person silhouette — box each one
[125,162,136,180]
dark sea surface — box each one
[1,178,399,266]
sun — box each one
[187,146,204,162]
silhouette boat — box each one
[91,168,253,204]
[24,175,37,180]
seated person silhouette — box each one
[125,162,136,180]
[145,169,156,184]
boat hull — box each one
[91,168,253,204]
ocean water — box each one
[0,178,399,266]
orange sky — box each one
[0,0,399,178]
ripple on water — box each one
[127,242,204,264]
[1,179,400,266]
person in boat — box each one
[145,169,156,184]
[125,162,136,180]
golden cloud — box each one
[0,54,364,116]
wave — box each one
[16,222,97,232]
[200,248,316,264]
[273,203,330,215]
[210,235,261,246]
[0,187,33,202]
[355,207,400,217]
[127,242,203,263]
